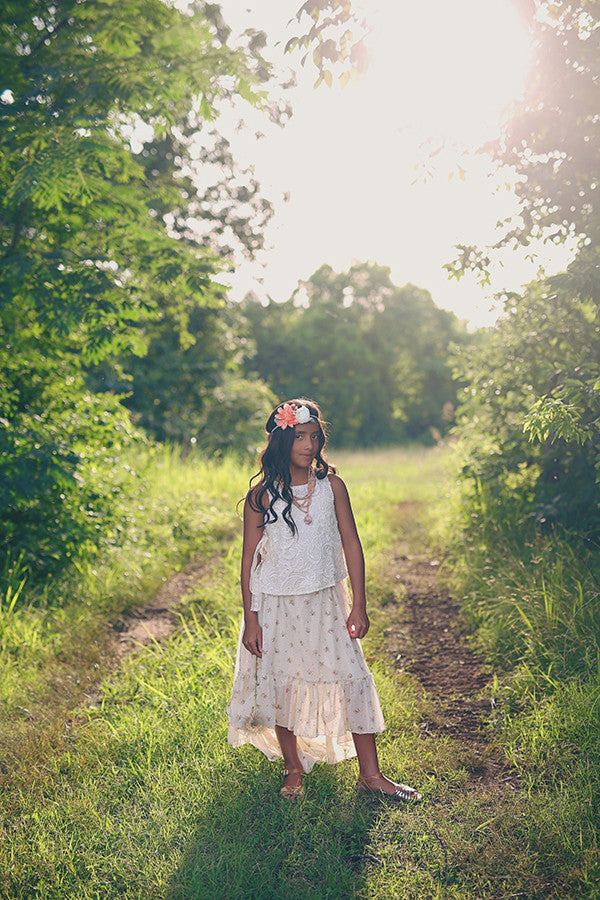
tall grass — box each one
[433,443,600,896]
[3,444,599,897]
[436,445,600,682]
[0,446,252,730]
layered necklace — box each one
[291,467,316,525]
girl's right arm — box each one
[240,492,265,658]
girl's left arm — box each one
[329,474,370,639]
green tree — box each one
[242,262,465,446]
[453,281,600,530]
[0,0,275,574]
[89,300,276,454]
[448,0,600,528]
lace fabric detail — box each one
[249,476,347,606]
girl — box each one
[227,399,421,802]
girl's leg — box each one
[275,724,303,789]
[352,732,418,796]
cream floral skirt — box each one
[226,579,385,772]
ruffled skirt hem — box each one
[227,723,375,772]
[226,581,385,772]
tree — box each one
[447,1,600,530]
[449,0,600,283]
[0,0,277,574]
[285,1,536,86]
[285,1,369,88]
[453,280,600,529]
[1,0,274,355]
[241,262,466,446]
[89,299,277,454]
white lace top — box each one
[249,475,347,608]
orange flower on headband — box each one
[274,403,300,430]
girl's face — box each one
[289,422,321,472]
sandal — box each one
[279,767,304,800]
[357,770,422,802]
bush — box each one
[452,278,600,533]
[0,373,144,583]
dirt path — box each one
[111,556,208,657]
[90,512,515,793]
[80,555,209,710]
[379,537,519,786]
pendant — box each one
[304,514,312,525]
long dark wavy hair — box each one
[247,398,335,534]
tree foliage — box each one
[449,0,600,283]
[88,300,276,454]
[0,0,276,575]
[241,262,467,447]
[449,0,600,531]
[453,280,600,529]
[286,1,369,88]
[1,0,273,356]
[287,1,536,86]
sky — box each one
[215,0,573,328]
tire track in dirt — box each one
[82,555,209,707]
[111,556,208,656]
[379,537,519,786]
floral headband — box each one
[269,402,317,432]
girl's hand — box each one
[347,608,369,640]
[242,614,263,658]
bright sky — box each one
[217,0,573,328]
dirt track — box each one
[384,552,491,736]
[378,540,520,788]
[93,522,516,791]
[111,557,208,656]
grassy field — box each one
[1,446,598,898]
[0,449,249,744]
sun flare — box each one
[221,0,545,328]
[361,0,532,147]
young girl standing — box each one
[227,399,421,802]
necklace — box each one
[291,467,316,525]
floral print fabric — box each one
[227,579,385,772]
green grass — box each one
[434,443,600,682]
[1,444,599,898]
[432,443,600,897]
[0,447,251,736]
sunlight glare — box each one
[362,0,532,147]
[218,0,553,330]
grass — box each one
[0,447,250,742]
[432,444,600,897]
[1,444,599,897]
[434,444,600,682]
